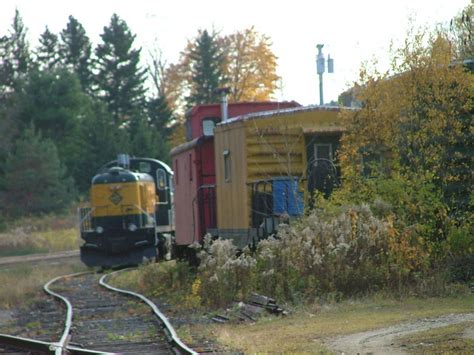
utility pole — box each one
[316,44,334,105]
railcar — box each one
[79,156,174,267]
[213,105,350,247]
[170,101,300,256]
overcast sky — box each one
[0,0,470,105]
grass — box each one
[0,212,80,257]
[0,259,88,309]
[107,262,473,353]
[397,321,474,354]
[109,260,196,307]
[204,295,474,353]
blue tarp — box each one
[272,178,303,216]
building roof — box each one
[217,104,356,127]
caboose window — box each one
[223,150,231,182]
[203,119,217,136]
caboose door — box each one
[306,134,341,198]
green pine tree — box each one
[147,95,174,138]
[60,16,93,92]
[36,26,61,70]
[95,14,147,125]
[0,95,20,177]
[130,119,169,162]
[0,9,31,94]
[187,29,225,107]
[1,125,75,216]
[16,68,90,185]
[74,101,131,191]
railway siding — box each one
[0,270,197,354]
[49,272,173,354]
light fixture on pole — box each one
[316,44,334,105]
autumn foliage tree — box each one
[164,27,280,111]
[336,29,473,256]
[222,27,280,102]
[164,27,280,145]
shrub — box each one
[449,254,474,283]
[197,235,256,307]
[196,205,433,306]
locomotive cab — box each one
[79,166,158,267]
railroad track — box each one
[0,270,197,354]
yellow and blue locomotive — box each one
[79,155,174,267]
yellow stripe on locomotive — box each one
[90,181,156,218]
[89,167,157,232]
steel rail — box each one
[0,333,116,354]
[0,333,54,353]
[67,345,117,354]
[43,271,92,355]
[100,269,198,355]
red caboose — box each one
[171,101,300,255]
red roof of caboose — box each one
[185,101,300,140]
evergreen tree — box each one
[0,9,31,94]
[16,68,90,184]
[60,16,93,92]
[130,119,169,162]
[74,101,131,191]
[36,26,61,70]
[95,14,147,125]
[187,29,225,107]
[0,35,14,96]
[147,95,174,138]
[1,125,75,216]
[0,94,20,175]
[10,9,30,75]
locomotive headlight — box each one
[96,226,104,234]
[128,223,138,232]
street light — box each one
[316,44,334,105]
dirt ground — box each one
[326,312,474,354]
[0,310,14,328]
[0,250,79,267]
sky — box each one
[0,0,470,105]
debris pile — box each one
[211,293,287,324]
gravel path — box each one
[326,313,474,354]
